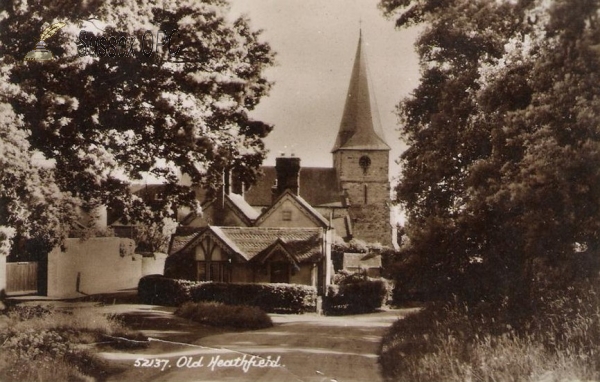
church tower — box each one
[332,31,392,245]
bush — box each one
[189,282,317,314]
[323,275,388,315]
[0,306,143,381]
[175,302,273,329]
[137,274,200,306]
[379,281,600,382]
[137,276,317,313]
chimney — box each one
[230,169,244,196]
[275,155,301,197]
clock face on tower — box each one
[359,155,371,171]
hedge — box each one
[138,275,200,306]
[190,282,317,314]
[323,278,388,315]
[138,276,317,313]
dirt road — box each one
[97,306,413,382]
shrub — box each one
[137,276,317,313]
[323,276,388,315]
[379,280,600,382]
[175,302,273,329]
[189,282,317,313]
[0,305,143,381]
[5,304,54,320]
[137,274,200,306]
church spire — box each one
[331,31,390,153]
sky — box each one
[227,0,421,181]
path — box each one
[96,306,415,382]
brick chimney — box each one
[275,155,301,198]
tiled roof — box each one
[169,230,204,255]
[171,226,323,263]
[244,166,340,207]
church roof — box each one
[244,166,340,207]
[331,32,390,152]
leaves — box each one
[0,0,275,251]
[386,0,600,305]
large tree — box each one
[0,102,79,258]
[381,0,600,312]
[0,0,274,234]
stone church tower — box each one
[332,32,392,245]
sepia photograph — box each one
[1,0,599,381]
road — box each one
[97,306,414,382]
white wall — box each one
[47,237,164,298]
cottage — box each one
[166,182,334,294]
[165,226,329,292]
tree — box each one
[381,0,600,314]
[0,102,79,258]
[0,0,275,229]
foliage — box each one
[175,301,273,330]
[324,271,388,315]
[138,275,317,313]
[379,280,600,382]
[189,282,317,314]
[0,103,79,258]
[381,0,600,313]
[0,305,145,381]
[132,216,177,253]
[0,0,275,249]
[137,274,199,306]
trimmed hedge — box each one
[190,282,317,314]
[175,302,273,329]
[138,275,317,313]
[138,275,200,306]
[323,278,388,315]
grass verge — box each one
[379,282,600,381]
[0,304,148,382]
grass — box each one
[379,282,600,382]
[0,304,147,382]
[175,301,273,330]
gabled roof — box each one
[169,229,205,255]
[252,240,300,267]
[244,166,340,207]
[254,189,329,228]
[227,193,260,221]
[331,32,390,152]
[169,226,323,263]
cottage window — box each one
[197,261,231,282]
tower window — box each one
[359,155,371,173]
[364,184,368,205]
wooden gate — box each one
[6,262,38,295]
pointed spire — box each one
[332,31,390,152]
